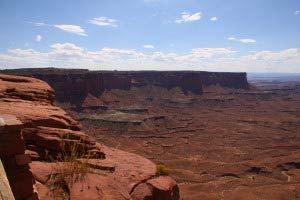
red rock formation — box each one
[131,176,180,200]
[0,114,38,200]
[0,68,249,108]
[128,71,203,95]
[198,71,249,89]
[0,74,179,200]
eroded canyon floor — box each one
[59,80,299,199]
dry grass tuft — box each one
[46,135,95,199]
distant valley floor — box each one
[61,80,300,200]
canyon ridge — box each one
[1,68,300,199]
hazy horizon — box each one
[1,0,300,72]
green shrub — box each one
[156,164,171,176]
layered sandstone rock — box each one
[0,114,37,200]
[0,74,101,160]
[1,68,249,108]
[0,74,179,200]
[198,71,249,88]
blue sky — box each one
[0,0,300,72]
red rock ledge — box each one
[0,74,179,200]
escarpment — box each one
[198,71,249,88]
[1,68,249,108]
[0,74,180,200]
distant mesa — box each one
[1,68,249,109]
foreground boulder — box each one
[0,74,179,200]
[131,176,180,200]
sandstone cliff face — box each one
[198,71,249,88]
[0,74,179,200]
[1,69,249,108]
[0,114,38,200]
[26,72,132,108]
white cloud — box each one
[54,25,87,36]
[30,22,48,26]
[101,48,140,56]
[192,48,235,58]
[50,43,85,57]
[29,22,87,36]
[36,34,42,42]
[210,17,218,21]
[175,12,202,23]
[143,45,155,49]
[245,48,300,61]
[295,10,300,15]
[88,17,118,27]
[1,43,300,72]
[7,49,41,56]
[228,37,256,44]
[50,43,83,51]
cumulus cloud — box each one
[50,43,85,57]
[245,48,300,61]
[175,12,202,23]
[228,37,256,44]
[36,34,42,42]
[210,17,218,21]
[143,45,155,49]
[192,48,235,58]
[1,43,299,72]
[295,10,300,15]
[54,25,87,36]
[100,48,140,56]
[7,49,41,56]
[88,17,118,27]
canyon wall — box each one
[0,74,179,200]
[1,68,249,107]
[198,71,249,88]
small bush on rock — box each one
[156,164,171,176]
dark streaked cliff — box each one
[1,68,249,108]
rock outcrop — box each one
[0,114,38,200]
[1,68,249,108]
[0,74,179,200]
